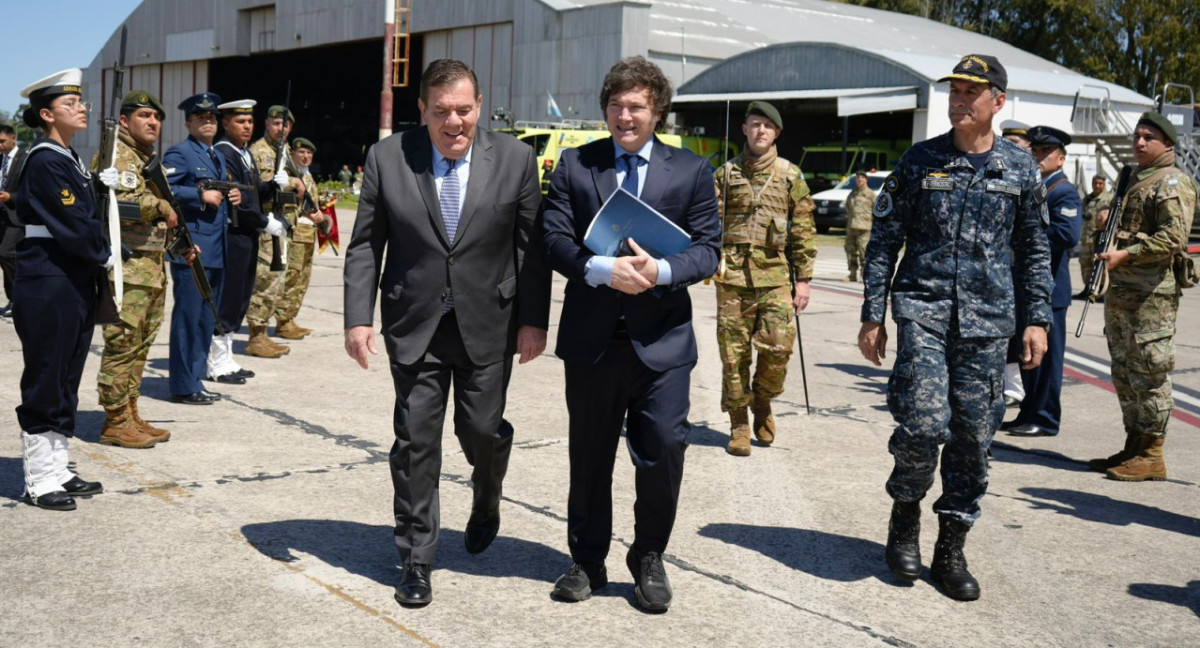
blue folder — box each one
[583,187,692,259]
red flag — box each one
[318,198,340,255]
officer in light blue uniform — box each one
[858,55,1052,601]
[1003,126,1081,437]
[165,92,228,404]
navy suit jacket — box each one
[165,136,229,269]
[542,136,720,372]
[1042,171,1082,308]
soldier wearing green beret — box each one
[246,104,307,356]
[94,90,175,449]
[1090,112,1197,481]
[713,100,817,456]
[273,136,329,339]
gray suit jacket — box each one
[343,127,550,366]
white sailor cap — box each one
[21,68,84,101]
[218,99,257,115]
[999,119,1030,138]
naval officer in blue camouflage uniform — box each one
[857,55,1052,601]
[1002,126,1081,437]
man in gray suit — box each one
[342,59,550,608]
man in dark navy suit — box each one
[165,93,236,404]
[542,56,720,612]
[1002,125,1081,437]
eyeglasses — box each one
[55,98,92,113]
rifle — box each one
[198,179,254,197]
[1075,164,1133,337]
[267,81,294,272]
[143,154,227,335]
[96,25,127,320]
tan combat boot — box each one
[246,326,287,358]
[727,408,751,457]
[1087,433,1139,473]
[1106,436,1166,481]
[100,405,158,449]
[750,394,776,445]
[276,320,311,340]
[130,397,171,443]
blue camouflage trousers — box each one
[885,318,1006,526]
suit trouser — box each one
[388,311,514,565]
[216,231,258,334]
[14,272,96,436]
[1013,307,1067,433]
[0,223,23,302]
[564,337,692,562]
[169,263,223,395]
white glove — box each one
[98,167,119,189]
[265,214,286,237]
[102,253,115,269]
[273,171,291,191]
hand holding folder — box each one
[583,188,691,259]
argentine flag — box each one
[547,92,563,119]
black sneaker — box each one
[551,561,607,601]
[626,548,672,612]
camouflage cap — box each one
[746,101,782,130]
[292,137,316,153]
[121,90,166,118]
[1136,112,1177,145]
[266,105,295,124]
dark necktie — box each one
[440,158,460,312]
[208,147,220,171]
[621,153,640,196]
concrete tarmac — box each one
[2,224,1198,647]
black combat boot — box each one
[885,500,922,581]
[930,516,980,601]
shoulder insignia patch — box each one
[119,171,139,189]
[1033,184,1048,204]
[885,175,900,193]
[1061,207,1079,218]
[874,191,894,218]
[60,189,76,206]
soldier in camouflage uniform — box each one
[843,170,875,282]
[1076,174,1112,295]
[95,91,176,449]
[858,55,1051,601]
[1090,113,1197,481]
[245,105,306,357]
[713,101,816,457]
[273,137,329,340]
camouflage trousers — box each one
[245,232,286,328]
[885,318,1006,525]
[716,282,795,411]
[1078,218,1097,287]
[1104,287,1177,438]
[97,252,167,410]
[276,224,316,322]
[844,228,870,276]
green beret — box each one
[1136,112,1177,145]
[292,137,316,153]
[746,101,782,130]
[121,90,165,118]
[266,105,295,124]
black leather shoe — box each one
[61,476,103,497]
[626,548,672,612]
[170,392,217,405]
[464,517,500,555]
[211,373,247,385]
[551,562,607,602]
[1006,423,1055,437]
[26,490,76,511]
[394,563,432,607]
[999,419,1021,431]
[199,390,222,400]
[235,368,256,378]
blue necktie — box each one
[621,153,640,196]
[440,158,460,312]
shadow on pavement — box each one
[698,522,895,584]
[1018,487,1200,538]
[990,441,1091,472]
[687,423,729,448]
[241,519,570,588]
[1127,581,1200,619]
[0,456,25,503]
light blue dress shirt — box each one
[584,138,674,288]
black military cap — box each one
[178,92,222,116]
[266,105,295,124]
[1028,125,1072,151]
[938,54,1007,93]
[746,101,782,130]
[1136,112,1177,144]
[121,90,165,118]
[292,137,316,153]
